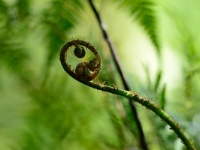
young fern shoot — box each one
[60,39,196,150]
[60,40,101,82]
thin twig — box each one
[88,0,148,149]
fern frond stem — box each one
[88,0,148,149]
[77,80,196,150]
[60,39,196,149]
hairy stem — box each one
[60,39,196,150]
[88,0,148,149]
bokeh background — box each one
[0,0,200,149]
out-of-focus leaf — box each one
[159,84,166,110]
[0,0,7,12]
[154,70,162,92]
[185,68,200,99]
[15,0,30,20]
[0,37,31,84]
[117,0,160,53]
[42,0,83,68]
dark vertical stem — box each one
[88,0,148,150]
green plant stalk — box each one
[60,40,196,150]
[80,80,196,150]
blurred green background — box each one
[0,0,200,150]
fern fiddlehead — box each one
[60,40,196,150]
[60,39,101,82]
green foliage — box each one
[159,84,166,110]
[0,0,200,150]
[117,0,160,53]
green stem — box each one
[60,40,196,150]
[82,81,196,150]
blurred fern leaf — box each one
[154,70,162,92]
[119,0,160,53]
[159,84,166,110]
[0,36,31,84]
[42,0,83,69]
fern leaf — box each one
[119,0,160,53]
[159,84,166,110]
[42,0,83,69]
[154,70,162,92]
[0,37,31,83]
